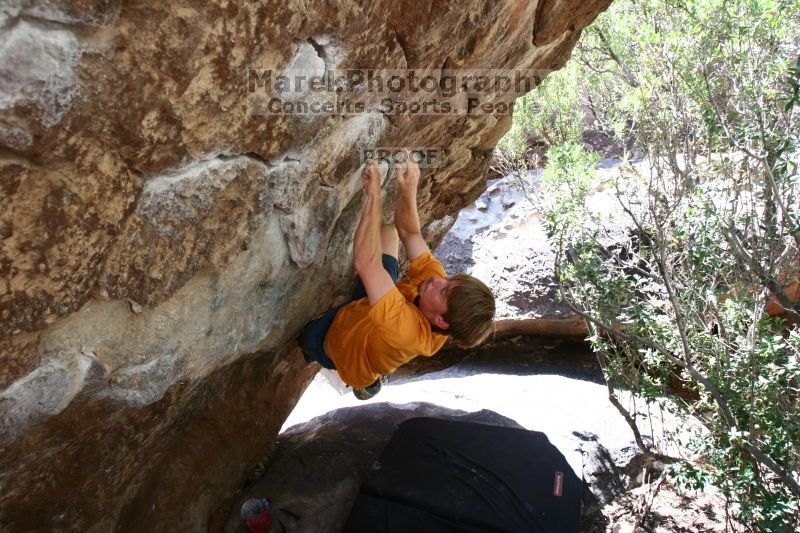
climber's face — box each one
[418,275,451,330]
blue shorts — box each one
[300,254,400,369]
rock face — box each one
[0,0,611,530]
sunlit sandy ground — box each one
[284,339,646,479]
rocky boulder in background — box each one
[436,171,589,337]
[436,159,663,338]
[0,0,611,529]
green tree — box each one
[503,0,800,528]
[493,61,586,200]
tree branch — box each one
[595,29,641,88]
[722,222,800,323]
[743,442,800,496]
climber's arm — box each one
[394,153,430,261]
[353,160,395,306]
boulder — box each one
[0,0,611,529]
[436,172,588,336]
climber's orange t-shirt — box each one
[325,251,449,388]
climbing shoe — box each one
[353,377,383,400]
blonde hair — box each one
[444,274,496,348]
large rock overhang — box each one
[0,0,612,529]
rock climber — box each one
[300,151,496,399]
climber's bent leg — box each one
[299,305,341,369]
[380,223,400,259]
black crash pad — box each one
[344,417,581,533]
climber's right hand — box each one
[396,150,419,196]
